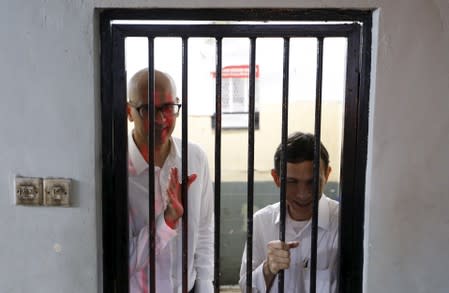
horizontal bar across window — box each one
[113,24,359,38]
[104,8,372,22]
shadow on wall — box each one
[219,181,339,285]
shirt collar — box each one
[169,136,182,161]
[275,195,331,231]
[128,130,180,175]
[128,131,148,175]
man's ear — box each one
[127,103,134,122]
[270,169,281,188]
[324,165,332,182]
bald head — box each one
[127,68,177,104]
[127,68,179,155]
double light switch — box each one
[15,176,71,207]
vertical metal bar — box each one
[111,26,129,293]
[339,24,363,293]
[310,37,324,293]
[277,37,290,293]
[181,36,189,293]
[351,22,367,293]
[246,37,257,293]
[147,36,156,293]
[102,19,115,293]
[214,37,223,293]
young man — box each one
[127,69,214,292]
[239,132,339,293]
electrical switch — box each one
[15,177,43,206]
[43,178,71,207]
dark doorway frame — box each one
[100,8,373,293]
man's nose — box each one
[155,110,167,123]
[295,185,312,198]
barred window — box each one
[101,8,372,293]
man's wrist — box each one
[263,261,276,289]
[263,261,274,276]
[263,261,268,275]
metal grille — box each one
[101,8,372,293]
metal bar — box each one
[147,37,156,293]
[110,26,129,293]
[339,23,363,293]
[310,37,324,293]
[277,37,290,293]
[181,36,189,293]
[214,37,223,293]
[245,37,257,293]
[113,24,358,38]
[104,8,373,23]
[101,15,115,293]
[351,20,370,292]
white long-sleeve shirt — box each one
[128,132,214,293]
[239,195,339,293]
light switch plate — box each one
[43,178,71,207]
[15,177,43,206]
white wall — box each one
[0,1,99,293]
[0,0,447,292]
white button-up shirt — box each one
[128,132,214,293]
[239,195,339,293]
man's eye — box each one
[139,107,148,115]
[162,105,173,112]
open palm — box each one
[164,167,197,228]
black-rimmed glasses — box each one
[129,102,182,119]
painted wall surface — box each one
[0,1,99,293]
[0,1,448,293]
[173,101,344,182]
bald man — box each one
[127,69,214,293]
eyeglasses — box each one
[129,103,182,119]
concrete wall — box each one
[0,1,99,293]
[0,1,448,293]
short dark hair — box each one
[274,132,330,174]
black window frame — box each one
[100,8,372,293]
